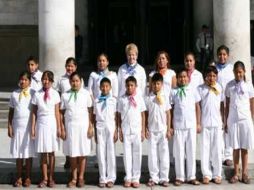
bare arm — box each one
[250,97,254,120]
[117,112,123,142]
[55,103,61,138]
[113,112,118,143]
[166,110,172,138]
[225,97,230,133]
[195,102,201,133]
[31,105,37,139]
[60,109,66,140]
[145,111,149,139]
[220,102,225,126]
[7,108,14,138]
[171,76,177,88]
[141,111,146,142]
[87,107,94,138]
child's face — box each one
[100,82,111,95]
[234,67,245,81]
[66,62,77,75]
[126,81,137,95]
[206,72,217,85]
[177,71,189,86]
[185,55,195,70]
[19,76,30,89]
[217,49,229,64]
[152,81,163,93]
[157,53,168,69]
[126,50,138,65]
[70,75,81,90]
[27,60,38,73]
[42,75,52,89]
[97,55,109,71]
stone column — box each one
[214,0,251,80]
[38,0,75,82]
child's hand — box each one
[196,124,202,134]
[87,125,94,139]
[141,130,145,142]
[119,130,123,142]
[31,129,36,139]
[113,130,118,143]
[94,133,98,144]
[57,128,61,138]
[166,128,173,139]
[8,126,14,138]
[61,129,66,140]
[224,125,228,133]
[145,130,150,139]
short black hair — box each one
[19,71,31,81]
[65,57,77,67]
[125,76,137,85]
[69,71,82,81]
[205,66,218,76]
[42,70,54,82]
[26,55,39,64]
[151,73,163,83]
[217,45,229,55]
[176,67,188,78]
[100,77,111,86]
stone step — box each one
[0,110,8,119]
[0,101,9,110]
[0,119,8,128]
[1,156,253,184]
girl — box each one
[88,53,118,99]
[31,71,61,188]
[216,45,235,166]
[184,52,203,89]
[149,51,176,97]
[225,61,254,184]
[8,71,35,187]
[60,72,93,188]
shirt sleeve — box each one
[194,89,201,103]
[248,82,254,98]
[87,73,94,97]
[165,96,171,111]
[9,93,15,108]
[31,92,38,105]
[117,98,122,113]
[112,72,119,98]
[87,92,93,108]
[225,83,230,98]
[60,95,65,110]
[54,91,61,104]
[140,96,147,112]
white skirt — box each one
[63,119,91,157]
[10,118,35,159]
[35,117,59,153]
[228,119,254,150]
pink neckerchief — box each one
[43,87,50,102]
[187,69,194,82]
[235,80,244,95]
[127,91,137,108]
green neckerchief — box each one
[68,89,78,102]
[176,85,186,99]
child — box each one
[225,61,254,184]
[8,71,35,187]
[93,77,118,188]
[145,73,172,187]
[184,52,203,89]
[26,56,43,91]
[215,45,235,166]
[149,51,176,97]
[118,43,147,97]
[117,76,146,188]
[88,53,118,99]
[60,72,93,188]
[31,71,61,188]
[198,66,224,184]
[171,67,201,186]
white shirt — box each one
[118,63,147,97]
[189,69,204,89]
[60,88,92,121]
[171,85,201,129]
[198,83,223,127]
[30,70,43,91]
[216,63,234,91]
[88,71,118,98]
[145,92,171,132]
[117,93,146,135]
[9,87,35,120]
[149,69,176,97]
[32,87,60,119]
[225,80,254,121]
[93,95,117,130]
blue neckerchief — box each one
[216,63,228,70]
[98,94,109,110]
[125,63,137,75]
[98,68,109,78]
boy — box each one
[198,66,223,184]
[118,43,147,97]
[93,77,118,188]
[26,56,43,91]
[145,73,172,187]
[171,67,201,186]
[117,76,146,188]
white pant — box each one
[201,127,222,179]
[123,133,142,182]
[97,128,116,183]
[148,131,169,183]
[222,131,233,161]
[173,128,196,181]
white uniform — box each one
[30,70,43,91]
[32,88,60,153]
[225,80,254,150]
[145,92,171,183]
[198,83,223,180]
[9,88,35,158]
[216,63,234,161]
[118,63,147,97]
[94,95,117,183]
[117,93,146,182]
[88,70,118,99]
[149,69,175,97]
[171,85,201,181]
[189,69,204,89]
[61,88,92,157]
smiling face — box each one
[27,60,38,74]
[65,61,77,75]
[42,75,52,89]
[126,50,138,65]
[157,53,168,70]
[19,75,31,89]
[97,55,109,71]
[70,74,81,91]
[126,81,137,95]
[100,81,111,96]
[152,81,163,94]
[206,71,217,85]
[177,71,189,86]
[185,54,195,71]
[234,67,245,81]
[217,49,229,64]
